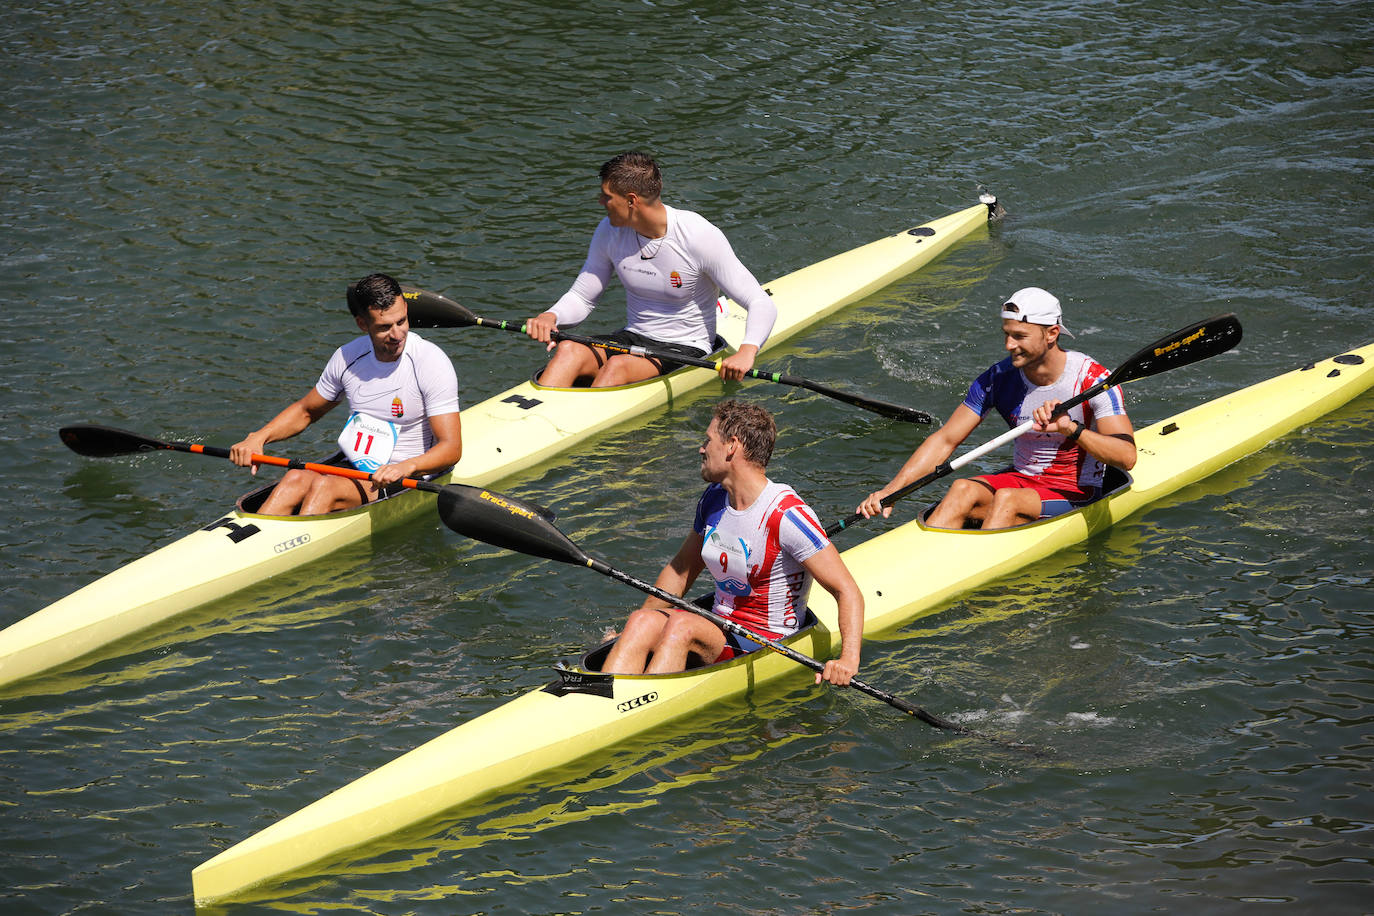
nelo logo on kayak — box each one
[274,534,311,554]
[618,692,658,713]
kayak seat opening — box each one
[529,336,729,389]
[920,466,1133,529]
[579,605,819,673]
[236,451,415,514]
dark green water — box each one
[3,1,1372,912]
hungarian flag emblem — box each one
[669,271,682,288]
[391,396,404,418]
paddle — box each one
[55,424,536,510]
[434,483,1033,750]
[826,312,1244,536]
[381,284,936,425]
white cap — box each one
[1001,287,1073,336]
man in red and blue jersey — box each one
[858,287,1137,529]
[603,400,863,684]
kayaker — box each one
[228,273,462,515]
[523,150,777,387]
[602,400,863,684]
[858,287,1136,529]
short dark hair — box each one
[713,399,776,467]
[346,273,403,318]
[600,151,662,201]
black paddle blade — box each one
[400,286,479,329]
[436,485,586,566]
[59,424,170,458]
[344,283,478,328]
[1113,313,1242,386]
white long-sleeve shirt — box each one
[550,205,777,354]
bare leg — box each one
[981,488,1042,529]
[925,478,995,529]
[590,354,663,388]
[298,474,373,515]
[538,340,605,388]
[602,608,671,674]
[257,469,372,516]
[256,468,318,516]
[643,613,727,674]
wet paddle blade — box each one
[436,486,585,565]
[59,425,171,458]
[401,286,479,328]
[344,282,479,328]
[1110,313,1242,386]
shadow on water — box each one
[0,540,384,707]
[194,669,989,912]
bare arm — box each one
[1034,403,1137,471]
[636,530,707,611]
[858,404,983,518]
[230,388,339,468]
[804,544,864,686]
[371,410,463,487]
[717,343,758,381]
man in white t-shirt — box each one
[524,151,778,388]
[602,400,863,685]
[229,273,462,516]
[857,287,1136,529]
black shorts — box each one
[593,328,709,375]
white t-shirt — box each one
[550,205,777,354]
[315,331,460,467]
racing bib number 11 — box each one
[338,412,398,472]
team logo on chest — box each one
[669,270,683,288]
[391,396,404,418]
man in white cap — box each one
[856,287,1136,529]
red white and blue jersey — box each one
[964,350,1127,491]
[694,480,829,640]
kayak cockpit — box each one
[543,608,824,697]
[917,465,1134,531]
[233,451,428,518]
[527,336,730,390]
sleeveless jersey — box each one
[550,204,777,354]
[963,350,1127,491]
[315,331,460,467]
[693,480,830,640]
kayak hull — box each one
[1,200,996,689]
[192,623,831,904]
[831,343,1374,635]
[192,342,1374,904]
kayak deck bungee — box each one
[191,342,1374,904]
[0,197,999,690]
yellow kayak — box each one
[191,342,1374,904]
[0,198,997,690]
